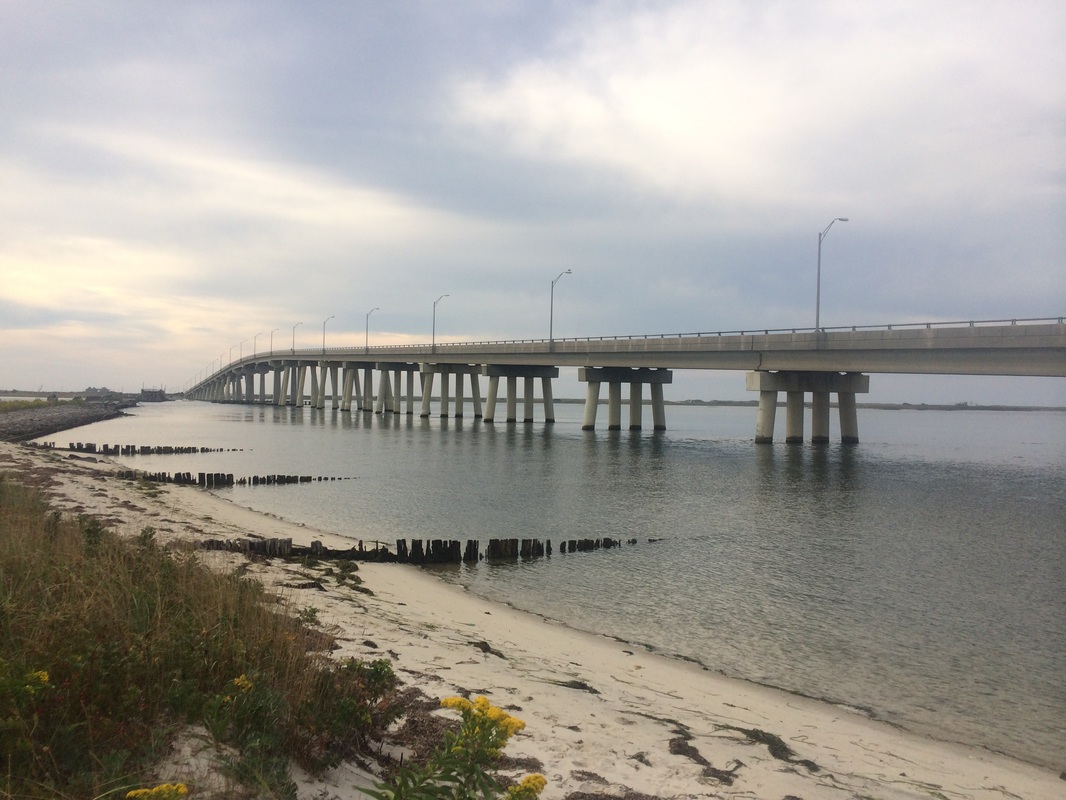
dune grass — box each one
[0,473,400,798]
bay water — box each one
[42,400,1066,771]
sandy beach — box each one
[1,440,1062,800]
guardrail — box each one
[311,315,1066,354]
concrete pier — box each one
[480,365,560,423]
[746,371,870,444]
[419,364,483,418]
[578,367,672,431]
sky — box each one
[1,1,1064,405]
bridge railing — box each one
[328,315,1066,353]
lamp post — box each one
[365,308,379,352]
[432,294,449,351]
[549,269,572,344]
[322,315,334,354]
[815,217,848,332]
[229,345,236,365]
[291,322,302,354]
[239,339,247,361]
[253,332,262,357]
[270,328,279,355]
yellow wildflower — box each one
[233,674,253,693]
[440,696,473,713]
[31,671,48,686]
[126,783,188,800]
[507,774,547,800]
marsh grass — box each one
[0,473,400,798]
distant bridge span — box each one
[186,318,1065,443]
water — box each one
[40,400,1066,771]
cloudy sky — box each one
[2,1,1063,404]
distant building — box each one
[139,388,167,402]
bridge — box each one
[186,317,1066,444]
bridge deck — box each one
[192,319,1066,393]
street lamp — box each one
[229,344,236,364]
[291,322,302,353]
[253,332,262,357]
[365,308,379,352]
[270,328,279,354]
[322,315,334,353]
[432,294,449,351]
[549,269,572,343]
[815,217,848,332]
[239,339,247,361]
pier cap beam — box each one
[578,367,673,384]
[376,362,418,371]
[481,364,560,378]
[745,371,869,393]
[421,363,483,375]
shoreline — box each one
[1,440,1062,799]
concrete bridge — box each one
[185,317,1065,444]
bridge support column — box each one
[420,373,435,417]
[470,373,483,418]
[523,377,535,423]
[309,365,320,408]
[629,383,643,430]
[484,376,500,422]
[746,371,870,444]
[454,373,465,418]
[391,368,403,414]
[406,371,417,415]
[439,373,451,417]
[288,364,302,406]
[341,364,356,412]
[506,377,517,422]
[811,391,831,444]
[650,384,666,430]
[785,391,804,443]
[374,366,395,414]
[277,364,289,406]
[329,365,340,409]
[755,391,778,444]
[579,368,673,431]
[362,367,373,411]
[582,381,601,430]
[607,383,622,430]
[542,377,556,423]
[839,392,859,444]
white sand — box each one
[2,442,1062,800]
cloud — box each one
[451,1,1065,219]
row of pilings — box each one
[395,536,638,565]
[192,536,647,564]
[62,442,239,455]
[114,470,354,487]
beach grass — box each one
[0,473,401,798]
[0,399,68,414]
